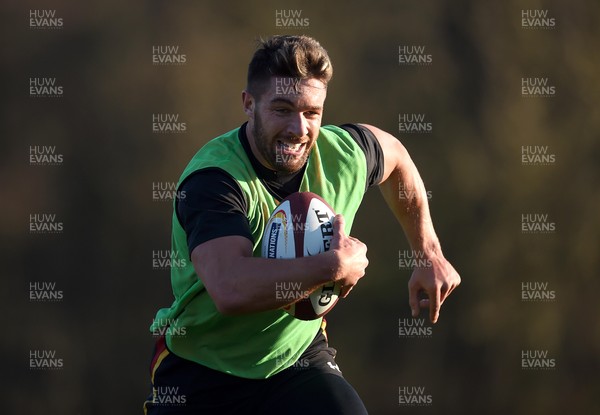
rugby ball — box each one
[261,192,342,320]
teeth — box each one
[281,142,303,151]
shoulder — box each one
[179,126,254,188]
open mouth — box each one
[277,140,307,156]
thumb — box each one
[408,281,420,318]
[332,214,346,239]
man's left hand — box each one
[408,253,461,324]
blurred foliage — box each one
[2,0,599,413]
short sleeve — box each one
[339,124,384,190]
[176,168,253,255]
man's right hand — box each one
[328,214,369,298]
[192,214,368,314]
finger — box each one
[430,286,442,324]
[442,278,460,301]
[438,283,450,305]
[408,282,420,318]
[340,285,353,298]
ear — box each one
[242,90,255,117]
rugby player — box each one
[144,35,460,414]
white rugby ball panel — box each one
[310,282,342,316]
[303,198,335,257]
[261,200,295,259]
[261,192,342,321]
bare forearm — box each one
[380,157,441,256]
[365,124,460,322]
[198,252,336,315]
[359,123,440,255]
[193,216,368,315]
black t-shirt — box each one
[176,123,384,255]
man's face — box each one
[244,77,327,174]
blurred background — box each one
[2,0,599,413]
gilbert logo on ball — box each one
[262,192,342,320]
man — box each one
[145,35,460,414]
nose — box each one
[286,112,309,139]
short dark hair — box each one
[246,35,333,99]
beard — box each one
[252,113,313,174]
